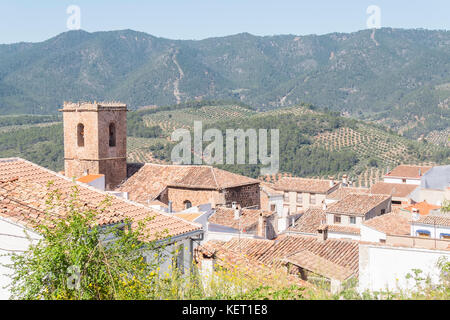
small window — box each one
[381,209,386,215]
[183,200,192,209]
[109,123,116,147]
[284,192,289,202]
[416,230,431,238]
[334,215,341,224]
[440,233,450,240]
[402,178,406,183]
[350,216,356,224]
[270,204,276,212]
[297,193,303,204]
[310,193,316,205]
[77,123,85,147]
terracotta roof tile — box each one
[288,208,326,234]
[327,187,370,201]
[320,224,361,235]
[281,249,354,281]
[209,207,274,231]
[0,158,202,241]
[326,193,391,216]
[385,165,432,179]
[217,234,359,277]
[370,182,417,198]
[404,201,441,216]
[363,211,411,235]
[414,213,450,227]
[117,163,259,205]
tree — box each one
[6,184,164,300]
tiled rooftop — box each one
[385,165,432,179]
[273,177,339,194]
[326,187,370,201]
[117,163,260,205]
[195,240,310,287]
[215,234,359,278]
[404,201,441,216]
[363,211,411,236]
[288,208,326,234]
[413,213,450,227]
[370,182,418,198]
[326,193,391,216]
[0,158,202,241]
[320,224,361,235]
[208,207,274,231]
[281,249,354,281]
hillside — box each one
[0,28,449,139]
[126,104,449,186]
[0,104,447,186]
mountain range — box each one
[0,28,449,137]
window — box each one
[284,192,289,202]
[440,233,450,240]
[350,216,356,224]
[334,215,341,224]
[109,123,116,147]
[297,193,303,204]
[416,230,431,238]
[402,178,406,183]
[183,200,192,209]
[381,209,386,215]
[77,123,85,147]
[270,204,276,212]
[310,193,316,205]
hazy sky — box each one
[0,0,449,44]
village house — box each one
[370,181,417,206]
[116,163,261,212]
[320,193,392,240]
[259,182,286,232]
[0,157,204,299]
[383,165,432,185]
[272,176,340,217]
[325,186,370,205]
[286,208,326,236]
[195,234,359,293]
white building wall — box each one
[327,231,360,241]
[0,218,42,300]
[204,231,260,242]
[383,177,421,185]
[358,244,450,293]
[360,224,386,242]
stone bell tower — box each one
[60,101,127,190]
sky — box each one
[0,0,449,44]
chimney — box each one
[412,208,419,221]
[317,226,328,242]
[322,202,327,210]
[329,176,335,187]
[257,213,266,238]
[342,174,348,186]
[168,201,173,214]
[234,205,241,220]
